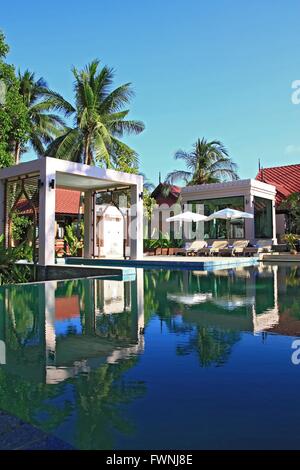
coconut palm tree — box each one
[166,138,238,185]
[16,70,72,163]
[46,60,145,167]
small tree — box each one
[281,192,300,234]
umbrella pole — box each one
[226,219,230,239]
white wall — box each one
[276,213,286,240]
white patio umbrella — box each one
[166,211,207,223]
[206,207,253,238]
[212,295,255,311]
[167,292,213,305]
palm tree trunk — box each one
[88,149,93,166]
[84,137,89,165]
[14,141,21,165]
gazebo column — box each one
[130,180,143,259]
[39,161,56,266]
[84,190,94,258]
[244,193,255,242]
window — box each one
[254,197,273,238]
[189,196,245,239]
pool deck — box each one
[261,253,300,262]
[63,255,259,271]
[39,262,136,282]
[29,252,300,282]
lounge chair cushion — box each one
[187,240,207,252]
[255,239,273,252]
[232,240,249,253]
[210,240,228,252]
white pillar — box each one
[131,268,144,341]
[272,199,277,244]
[136,268,144,333]
[0,179,5,236]
[130,179,143,259]
[84,190,94,258]
[39,160,56,265]
[44,281,57,366]
[244,193,255,242]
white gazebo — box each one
[0,157,144,266]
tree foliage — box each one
[46,60,145,168]
[16,69,71,160]
[281,192,300,234]
[166,138,238,185]
[0,31,29,167]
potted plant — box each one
[282,233,300,255]
[143,239,156,256]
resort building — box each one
[151,163,300,244]
[256,163,300,239]
[178,179,277,243]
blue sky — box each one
[2,0,300,185]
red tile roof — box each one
[256,164,300,205]
[15,188,82,215]
[55,295,80,320]
[151,183,181,207]
[55,188,82,215]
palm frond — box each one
[100,83,134,113]
[110,137,139,167]
[46,128,83,161]
[93,132,111,167]
[174,149,198,171]
[165,170,192,184]
[110,118,145,137]
[30,134,45,157]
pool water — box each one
[0,264,300,449]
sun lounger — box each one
[219,240,249,256]
[243,239,273,256]
[175,240,207,256]
[197,240,228,256]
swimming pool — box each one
[0,263,300,449]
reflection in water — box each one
[0,264,300,448]
[0,270,145,449]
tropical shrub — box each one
[281,192,300,234]
[282,233,299,252]
[0,234,32,284]
[144,233,184,251]
[11,213,32,241]
[64,222,84,256]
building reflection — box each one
[166,265,280,334]
[0,269,145,385]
